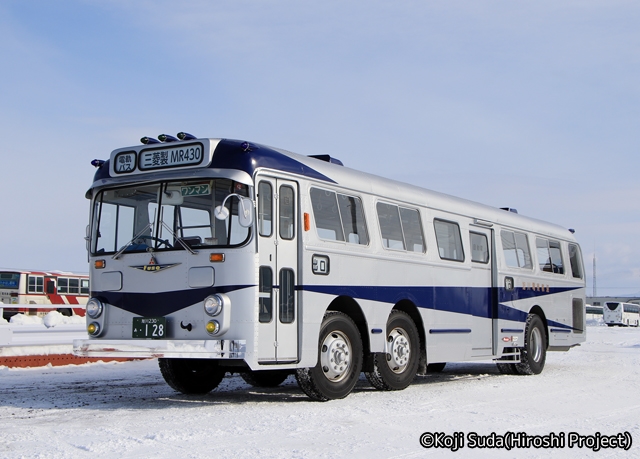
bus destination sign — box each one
[139,143,204,171]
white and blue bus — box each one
[603,302,640,327]
[74,134,586,400]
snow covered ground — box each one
[0,322,638,459]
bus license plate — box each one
[132,317,166,339]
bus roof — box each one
[90,137,578,243]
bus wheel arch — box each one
[326,296,370,361]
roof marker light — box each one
[158,134,178,142]
[140,136,160,145]
[177,132,197,141]
[91,159,105,168]
[568,228,575,234]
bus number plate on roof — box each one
[139,143,204,171]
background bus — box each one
[603,302,640,327]
[0,269,89,320]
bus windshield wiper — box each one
[112,223,153,260]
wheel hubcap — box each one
[386,327,410,374]
[320,331,352,382]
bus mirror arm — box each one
[214,194,254,228]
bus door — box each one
[45,276,57,298]
[469,226,495,357]
[256,176,299,363]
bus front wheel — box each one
[296,312,363,401]
[159,358,224,394]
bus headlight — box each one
[204,295,223,316]
[87,322,101,336]
[86,298,104,319]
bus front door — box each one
[256,176,299,363]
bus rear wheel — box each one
[514,314,547,375]
[366,310,419,391]
[241,370,290,388]
[159,358,225,394]
[296,312,363,401]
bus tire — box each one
[365,311,419,391]
[57,308,72,317]
[158,358,224,394]
[295,312,363,401]
[514,314,546,375]
[241,370,290,388]
[427,362,446,373]
[496,362,518,374]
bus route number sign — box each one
[132,317,166,339]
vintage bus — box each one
[0,269,89,320]
[603,302,640,327]
[74,134,586,400]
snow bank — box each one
[9,311,85,328]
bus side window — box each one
[258,181,273,237]
[434,219,464,261]
[399,207,425,253]
[568,243,583,279]
[279,185,295,240]
[337,194,368,245]
[310,188,345,241]
[536,238,564,274]
[377,202,405,250]
[470,232,489,263]
[501,230,532,269]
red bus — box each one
[0,269,89,320]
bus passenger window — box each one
[470,232,489,263]
[399,207,425,253]
[568,243,583,279]
[434,219,464,261]
[501,230,532,269]
[337,194,368,245]
[258,181,273,237]
[536,238,564,274]
[310,188,345,241]
[377,202,405,250]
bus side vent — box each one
[572,298,584,333]
[308,154,344,166]
[500,207,518,214]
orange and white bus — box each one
[0,269,89,320]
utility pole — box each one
[593,253,597,297]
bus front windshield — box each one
[92,179,250,255]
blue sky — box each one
[1,1,638,295]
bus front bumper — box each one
[73,339,246,359]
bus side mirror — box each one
[214,195,254,228]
